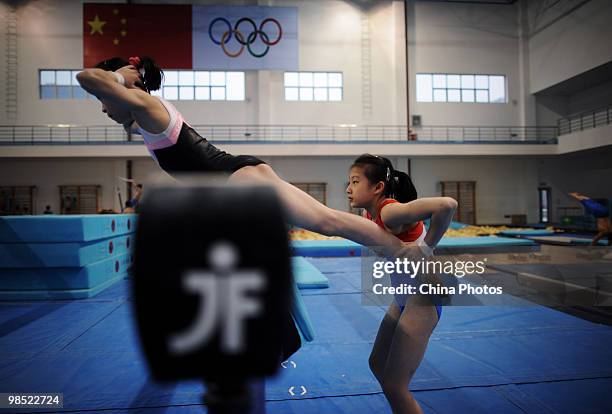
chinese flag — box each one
[83,4,192,69]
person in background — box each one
[569,192,611,246]
[43,205,54,215]
[128,182,143,211]
[123,200,136,214]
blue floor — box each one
[1,257,612,413]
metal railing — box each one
[558,104,612,135]
[409,126,557,143]
[0,124,558,144]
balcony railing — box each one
[0,124,558,145]
[558,105,612,135]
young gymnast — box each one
[347,154,457,414]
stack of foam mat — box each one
[0,215,135,301]
[290,256,330,342]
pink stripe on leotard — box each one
[137,97,184,151]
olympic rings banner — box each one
[83,4,297,70]
[193,5,298,70]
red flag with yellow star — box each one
[83,4,192,69]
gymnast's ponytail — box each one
[388,169,417,203]
[351,154,418,203]
[128,56,163,92]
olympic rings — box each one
[259,18,282,46]
[208,17,232,45]
[208,17,283,58]
[221,30,245,58]
[234,18,257,46]
[246,30,270,58]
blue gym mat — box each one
[0,214,136,243]
[498,229,556,237]
[292,239,362,257]
[424,219,468,230]
[0,256,610,413]
[292,236,538,257]
[0,234,133,267]
[291,281,316,342]
[292,256,330,289]
[0,253,132,300]
[526,235,609,246]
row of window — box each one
[39,70,507,104]
[416,73,506,103]
[151,71,246,101]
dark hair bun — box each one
[94,56,163,93]
[138,56,163,92]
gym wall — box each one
[407,1,528,126]
[0,158,126,214]
[527,0,612,94]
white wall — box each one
[537,146,612,223]
[0,158,128,213]
[557,124,612,155]
[568,80,612,116]
[411,156,540,225]
[528,0,612,94]
[407,1,527,126]
[535,95,568,127]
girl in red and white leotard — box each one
[347,154,457,414]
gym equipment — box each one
[292,256,329,289]
[0,214,135,242]
[0,215,136,300]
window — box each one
[39,70,91,100]
[284,72,343,102]
[416,73,506,103]
[152,70,245,101]
[39,69,245,101]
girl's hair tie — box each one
[128,56,142,68]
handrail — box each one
[558,104,612,136]
[0,124,559,144]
